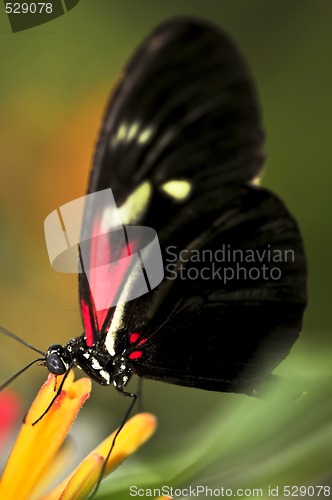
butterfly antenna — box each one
[0,326,46,356]
[0,358,45,392]
[31,363,74,425]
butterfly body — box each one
[45,337,134,389]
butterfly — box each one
[2,16,307,417]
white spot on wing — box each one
[105,302,125,356]
[161,180,192,200]
[138,127,153,144]
[251,174,262,186]
[118,181,152,225]
[117,123,127,142]
[127,122,139,141]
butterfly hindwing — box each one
[127,186,306,394]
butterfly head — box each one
[45,344,70,375]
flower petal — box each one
[42,413,157,500]
[0,390,21,448]
[0,371,91,499]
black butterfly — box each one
[2,16,307,415]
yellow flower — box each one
[0,371,156,499]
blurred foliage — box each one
[0,0,331,495]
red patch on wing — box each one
[89,219,131,325]
[89,219,115,330]
[81,217,140,346]
[129,333,141,343]
[81,297,95,347]
[129,351,143,360]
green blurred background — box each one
[0,1,331,497]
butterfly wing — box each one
[79,17,307,393]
